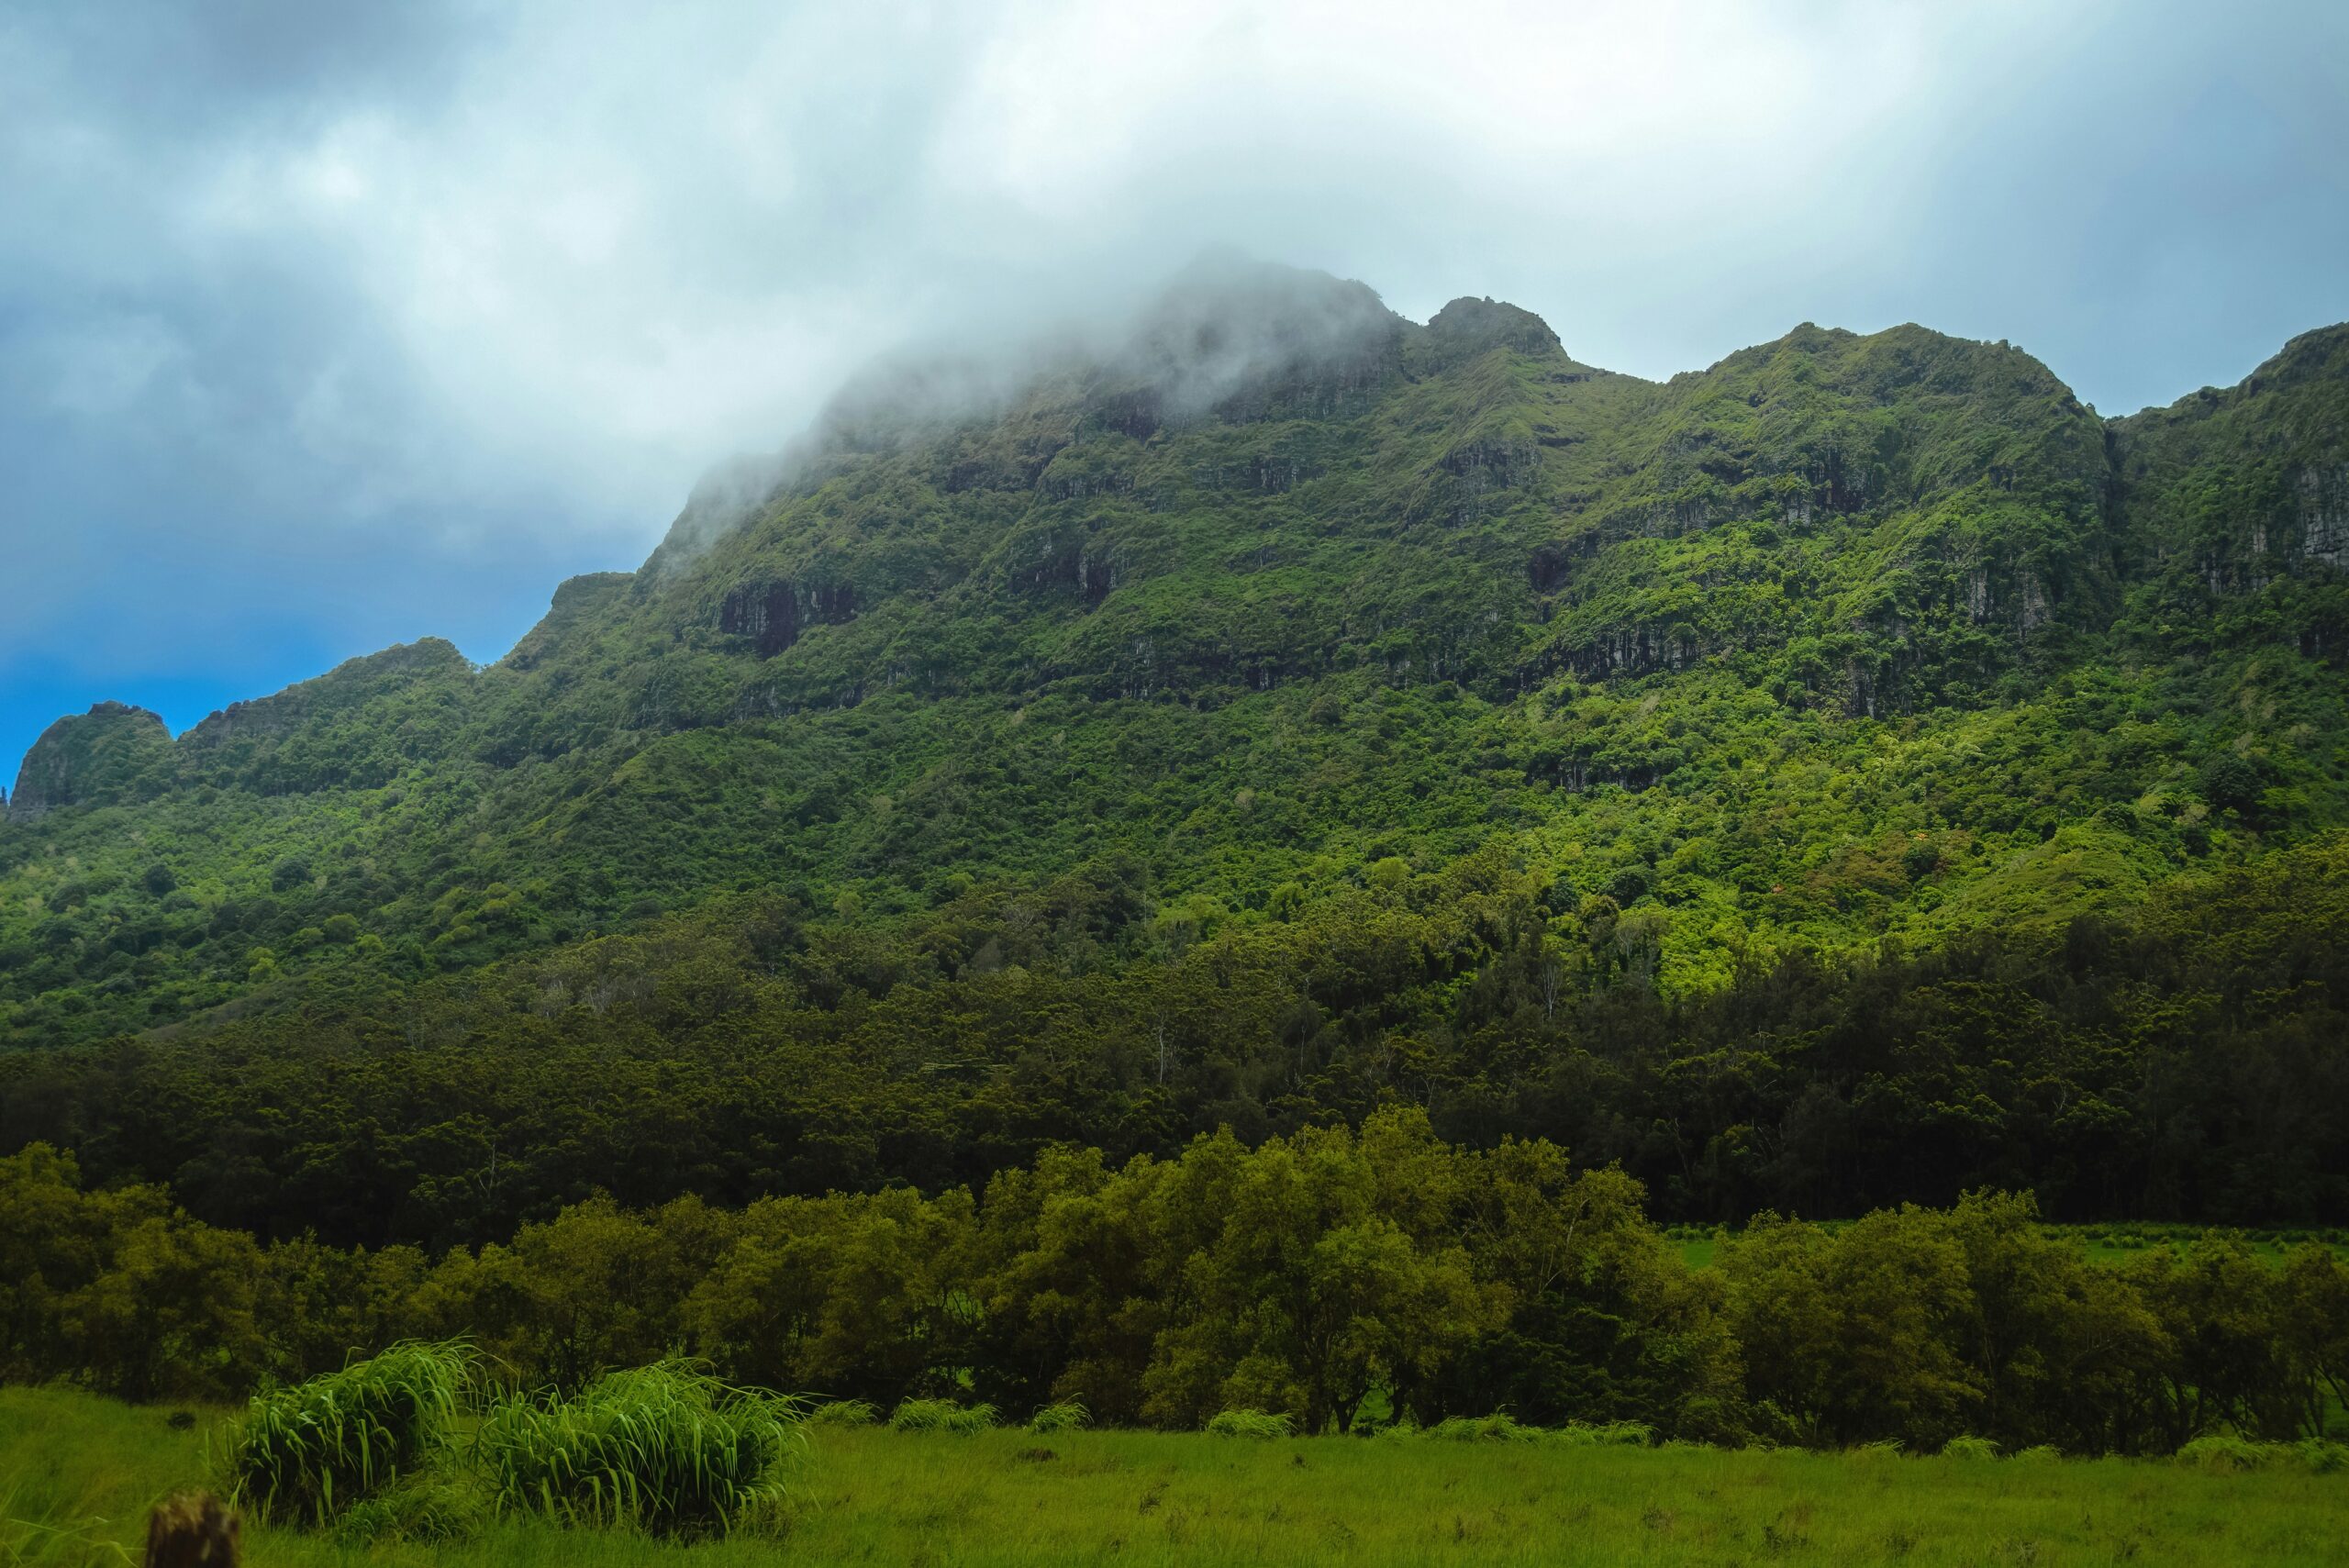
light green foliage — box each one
[888,1399,998,1435]
[474,1362,800,1536]
[4,281,2342,1065]
[1203,1408,1292,1439]
[1027,1400,1087,1433]
[1425,1413,1539,1441]
[1551,1421,1654,1447]
[326,1471,486,1545]
[218,1340,473,1527]
[803,1398,879,1427]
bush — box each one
[2174,1434,2276,1473]
[1553,1421,1653,1448]
[1204,1409,1293,1439]
[1028,1401,1089,1434]
[2011,1445,2064,1463]
[1426,1414,1539,1442]
[888,1399,998,1435]
[804,1399,880,1428]
[329,1473,485,1545]
[1940,1436,2000,1461]
[220,1340,473,1527]
[477,1362,799,1536]
[2295,1440,2348,1474]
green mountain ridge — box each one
[4,261,2347,1232]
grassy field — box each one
[4,1386,2346,1567]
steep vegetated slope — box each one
[4,259,2346,1230]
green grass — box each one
[7,1385,2348,1567]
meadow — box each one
[4,1385,2346,1568]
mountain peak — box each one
[1422,295,1564,363]
[7,702,173,821]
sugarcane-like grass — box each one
[475,1362,799,1537]
[217,1340,473,1527]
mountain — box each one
[4,260,2347,1240]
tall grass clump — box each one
[477,1362,800,1537]
[1426,1414,1540,1442]
[804,1398,880,1428]
[1551,1420,1653,1448]
[2298,1440,2348,1474]
[2174,1434,2265,1473]
[219,1340,473,1527]
[1205,1409,1293,1439]
[888,1398,998,1435]
[1028,1401,1089,1434]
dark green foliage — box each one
[5,835,2346,1255]
[11,1124,2349,1458]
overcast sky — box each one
[5,0,2346,784]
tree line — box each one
[6,1118,2343,1457]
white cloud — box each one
[36,0,2091,546]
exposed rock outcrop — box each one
[2301,463,2349,567]
[720,578,857,657]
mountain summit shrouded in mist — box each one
[7,1,2346,807]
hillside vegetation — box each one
[4,259,2348,1240]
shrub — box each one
[804,1399,880,1428]
[1426,1414,1539,1442]
[2175,1434,2277,1473]
[329,1473,485,1545]
[477,1362,800,1537]
[1940,1436,2000,1461]
[2295,1440,2348,1474]
[1028,1401,1089,1434]
[219,1340,473,1527]
[2011,1445,2065,1463]
[1553,1421,1653,1448]
[1204,1409,1293,1439]
[888,1399,998,1435]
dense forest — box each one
[4,260,2348,1303]
[3,835,2345,1252]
